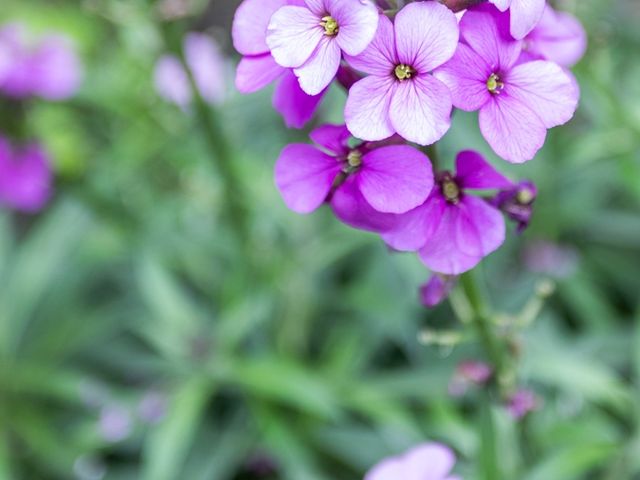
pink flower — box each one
[383,151,512,275]
[0,137,52,213]
[488,0,545,39]
[449,360,493,396]
[233,0,326,128]
[420,274,457,308]
[345,1,458,146]
[274,124,433,232]
[154,32,226,108]
[435,5,579,163]
[266,0,379,96]
[366,443,460,480]
[506,388,540,419]
[521,5,587,68]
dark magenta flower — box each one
[274,124,433,232]
[383,151,513,275]
[365,443,460,480]
[233,0,327,128]
[435,5,579,163]
[492,180,537,232]
[0,137,52,213]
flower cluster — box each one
[232,0,585,296]
[0,23,83,213]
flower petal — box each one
[331,176,398,232]
[389,74,452,146]
[309,124,351,155]
[330,0,379,56]
[395,1,459,73]
[509,0,545,40]
[345,75,395,141]
[382,193,445,251]
[403,443,457,480]
[434,42,492,112]
[232,0,289,55]
[479,95,546,163]
[455,150,513,190]
[267,5,323,68]
[294,35,342,95]
[357,145,433,214]
[504,60,578,129]
[344,14,396,76]
[274,144,341,213]
[236,54,285,93]
[273,69,326,128]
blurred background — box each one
[0,0,639,479]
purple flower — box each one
[233,0,326,128]
[0,137,52,213]
[488,0,545,39]
[345,1,459,146]
[266,0,379,95]
[274,124,433,232]
[137,391,168,424]
[154,32,226,108]
[434,5,579,163]
[449,360,493,396]
[524,240,579,279]
[0,23,82,100]
[365,443,460,480]
[383,151,512,275]
[492,180,537,232]
[521,5,587,68]
[98,405,132,443]
[506,388,540,419]
[420,274,457,308]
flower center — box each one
[320,16,339,36]
[394,64,415,81]
[487,73,505,94]
[441,177,461,204]
[516,186,535,204]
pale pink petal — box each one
[267,6,323,68]
[382,193,446,251]
[344,14,396,76]
[389,74,452,146]
[330,0,379,56]
[273,70,325,128]
[232,0,289,55]
[505,60,578,128]
[309,124,350,155]
[357,145,433,214]
[404,443,457,480]
[479,95,546,163]
[455,150,513,190]
[394,1,459,73]
[460,5,521,71]
[185,33,225,105]
[304,0,325,16]
[274,144,341,213]
[489,0,511,11]
[434,42,492,112]
[510,0,545,40]
[30,36,82,100]
[235,54,285,93]
[294,35,341,95]
[154,55,191,107]
[344,75,395,141]
[331,177,398,232]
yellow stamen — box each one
[517,187,534,204]
[320,16,339,36]
[347,150,362,168]
[442,179,461,203]
[394,64,414,81]
[487,73,504,94]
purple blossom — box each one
[365,443,460,480]
[488,0,545,39]
[383,151,512,275]
[492,180,537,232]
[449,360,493,396]
[345,1,459,146]
[0,23,82,100]
[434,5,579,163]
[233,0,326,128]
[274,124,433,232]
[0,137,52,213]
[506,388,540,419]
[266,0,379,96]
[420,274,457,308]
[154,32,226,108]
[98,405,132,443]
[137,391,168,424]
[524,240,579,278]
[521,5,587,68]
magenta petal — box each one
[330,0,379,56]
[434,43,492,112]
[419,196,505,275]
[273,69,325,128]
[274,144,341,214]
[0,142,52,213]
[389,75,452,146]
[294,36,341,95]
[420,275,456,308]
[236,54,285,94]
[267,6,323,68]
[460,6,521,71]
[505,60,578,129]
[154,55,191,107]
[344,14,397,77]
[232,0,289,55]
[345,75,395,142]
[30,36,82,100]
[357,145,433,214]
[394,1,459,73]
[331,177,398,233]
[509,0,545,40]
[455,150,513,190]
[479,95,547,163]
[309,124,350,155]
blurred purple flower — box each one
[0,23,82,100]
[154,32,226,108]
[366,443,460,480]
[138,391,167,424]
[524,240,579,278]
[492,180,537,232]
[0,136,52,213]
[99,405,132,443]
[420,274,457,308]
[506,388,540,419]
[449,360,492,397]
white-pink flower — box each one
[366,443,461,480]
